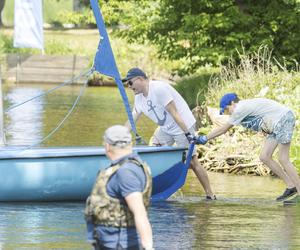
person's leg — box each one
[174,126,214,198]
[278,143,300,194]
[259,138,294,188]
[190,155,214,197]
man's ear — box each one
[104,143,110,152]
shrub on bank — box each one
[203,46,300,171]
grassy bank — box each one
[0,28,178,80]
[1,26,299,173]
[203,47,300,172]
[1,0,73,26]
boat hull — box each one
[0,146,187,201]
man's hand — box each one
[185,132,195,144]
[195,135,208,145]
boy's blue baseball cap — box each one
[219,93,238,114]
[122,68,147,82]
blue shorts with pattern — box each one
[267,111,295,144]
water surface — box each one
[1,83,300,249]
[1,172,300,250]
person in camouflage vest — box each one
[85,125,153,250]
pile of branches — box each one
[193,106,271,176]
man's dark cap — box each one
[121,68,147,82]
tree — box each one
[0,0,5,27]
[106,0,300,75]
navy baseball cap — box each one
[219,93,238,114]
[122,68,147,82]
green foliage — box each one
[100,0,300,75]
[1,0,73,26]
[52,9,96,27]
[0,33,74,55]
[174,68,215,109]
[204,46,300,171]
[0,33,41,55]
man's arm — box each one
[125,192,153,250]
[165,101,189,134]
[207,122,233,140]
[125,108,142,131]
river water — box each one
[1,83,300,250]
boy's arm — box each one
[207,122,233,140]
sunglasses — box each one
[127,77,139,86]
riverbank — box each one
[0,27,177,81]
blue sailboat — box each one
[0,0,193,202]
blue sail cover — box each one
[90,0,137,135]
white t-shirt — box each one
[134,80,196,135]
[228,98,290,134]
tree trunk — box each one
[0,0,5,27]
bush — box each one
[205,46,300,171]
[174,69,213,109]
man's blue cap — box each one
[219,93,238,114]
[122,68,147,82]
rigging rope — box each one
[5,68,92,113]
[27,72,90,148]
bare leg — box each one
[260,138,294,188]
[190,155,214,197]
[278,143,300,194]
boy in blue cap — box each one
[197,93,300,205]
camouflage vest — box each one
[84,157,152,227]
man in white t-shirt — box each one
[197,93,300,205]
[123,68,215,200]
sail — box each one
[90,0,138,136]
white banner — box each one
[14,0,44,50]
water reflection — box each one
[1,173,300,250]
[0,203,88,250]
[5,87,44,145]
[3,83,157,146]
[150,201,195,249]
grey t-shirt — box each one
[228,98,290,134]
[88,153,146,249]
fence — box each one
[2,54,90,84]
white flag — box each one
[14,0,44,50]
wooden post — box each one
[16,54,20,84]
[0,64,5,146]
[72,54,76,84]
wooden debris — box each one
[194,106,271,176]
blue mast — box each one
[90,0,138,138]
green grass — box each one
[204,46,300,172]
[175,68,218,109]
[2,0,73,26]
[0,27,178,79]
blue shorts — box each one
[268,111,295,144]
